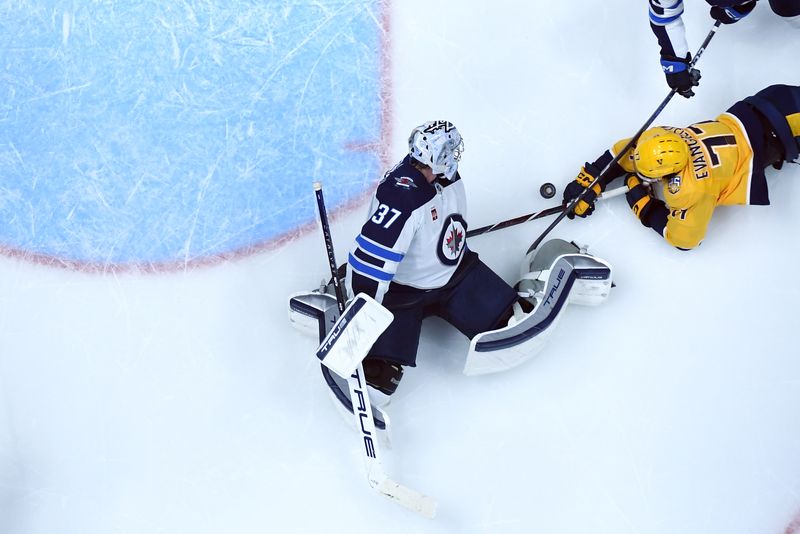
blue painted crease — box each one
[0,1,385,264]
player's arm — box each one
[648,0,701,98]
[583,136,640,189]
[663,196,715,250]
[625,175,669,238]
[347,196,419,303]
[625,175,714,250]
[561,139,635,218]
[649,0,689,59]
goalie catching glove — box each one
[562,162,604,219]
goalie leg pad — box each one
[463,262,575,376]
[463,239,612,376]
[288,290,339,341]
[321,364,392,448]
[288,263,347,340]
[517,239,612,307]
[290,285,392,438]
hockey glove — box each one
[562,163,603,219]
[660,53,701,98]
[625,175,655,225]
[710,1,757,24]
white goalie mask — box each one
[408,120,464,180]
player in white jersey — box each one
[289,121,616,421]
[344,121,528,399]
[649,0,800,97]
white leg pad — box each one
[464,241,613,376]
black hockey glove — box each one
[625,175,655,225]
[562,162,603,219]
[710,1,757,24]
[660,53,701,98]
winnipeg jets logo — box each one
[445,225,463,255]
[394,176,417,189]
[437,214,467,265]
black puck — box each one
[539,182,556,199]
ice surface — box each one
[1,1,800,534]
[0,1,386,265]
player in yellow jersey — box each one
[563,84,800,249]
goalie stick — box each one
[466,184,629,238]
[313,182,437,519]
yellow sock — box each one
[788,112,800,137]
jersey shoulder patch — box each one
[662,167,703,210]
[375,158,436,211]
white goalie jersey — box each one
[346,155,468,304]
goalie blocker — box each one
[463,239,613,376]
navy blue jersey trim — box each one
[362,158,435,248]
[645,201,669,236]
[353,247,385,269]
[349,253,393,281]
[650,22,679,57]
[351,272,379,299]
[727,101,770,205]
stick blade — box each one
[375,478,438,519]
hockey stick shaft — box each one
[526,20,722,252]
[314,183,347,315]
[466,184,628,238]
[312,182,437,518]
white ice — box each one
[1,1,800,533]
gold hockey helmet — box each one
[634,127,689,180]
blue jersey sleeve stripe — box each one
[348,253,394,282]
[649,11,682,24]
[355,235,404,262]
[649,0,684,24]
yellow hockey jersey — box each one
[611,113,756,249]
